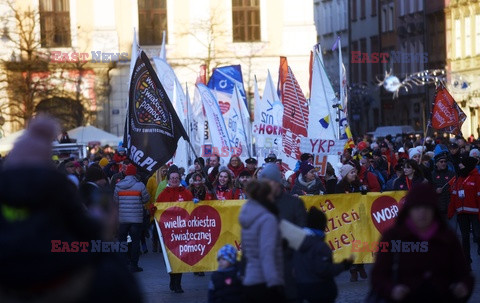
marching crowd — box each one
[0,117,478,302]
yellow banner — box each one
[154,191,406,273]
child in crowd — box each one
[208,244,243,303]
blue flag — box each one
[207,65,248,108]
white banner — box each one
[197,84,232,156]
[300,138,347,156]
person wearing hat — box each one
[284,170,296,191]
[185,157,207,187]
[448,157,480,264]
[156,165,194,293]
[245,157,258,176]
[293,207,354,303]
[294,153,314,174]
[114,164,150,273]
[448,143,462,173]
[469,148,480,172]
[208,244,243,303]
[431,152,456,225]
[372,149,389,180]
[371,183,474,302]
[291,161,326,196]
[64,160,80,187]
[264,152,277,164]
[258,164,307,301]
[335,164,367,282]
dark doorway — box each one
[36,97,84,130]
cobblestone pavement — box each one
[135,242,480,303]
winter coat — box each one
[228,163,245,178]
[238,200,284,287]
[335,180,361,194]
[114,175,150,224]
[448,168,480,219]
[0,167,142,302]
[293,231,345,302]
[393,176,426,191]
[208,264,243,303]
[146,174,158,203]
[431,168,456,214]
[371,218,473,302]
[359,166,381,192]
[156,185,194,203]
[291,175,326,196]
[214,187,235,200]
[275,191,307,301]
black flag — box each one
[123,51,189,173]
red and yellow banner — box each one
[154,191,406,273]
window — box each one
[361,0,366,19]
[465,16,471,57]
[409,0,414,14]
[138,0,167,45]
[370,36,379,76]
[351,0,357,21]
[39,0,71,47]
[352,40,359,81]
[455,19,461,58]
[388,4,394,31]
[476,15,480,55]
[232,0,261,42]
[381,7,387,32]
[399,0,405,16]
[371,0,377,16]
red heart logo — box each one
[370,196,400,234]
[159,206,221,266]
[218,101,230,114]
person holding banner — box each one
[335,164,367,282]
[156,165,194,293]
[212,168,235,200]
[291,162,326,196]
[393,160,427,191]
[188,172,214,201]
[239,180,285,303]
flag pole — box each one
[419,82,439,164]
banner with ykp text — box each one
[154,191,406,273]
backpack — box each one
[365,167,386,191]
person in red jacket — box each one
[358,157,381,192]
[227,155,245,178]
[212,168,235,200]
[448,156,480,264]
[156,165,194,294]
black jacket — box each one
[291,176,326,196]
[208,265,243,303]
[293,233,345,302]
[431,168,456,214]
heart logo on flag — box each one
[159,206,221,266]
[370,196,400,234]
[218,101,230,114]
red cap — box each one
[125,164,137,176]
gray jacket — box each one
[113,175,150,223]
[239,199,284,287]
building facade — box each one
[0,0,316,139]
[446,0,480,137]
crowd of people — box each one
[0,117,478,302]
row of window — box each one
[454,15,480,59]
[351,0,422,21]
[39,0,261,48]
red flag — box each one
[277,56,289,101]
[195,64,206,85]
[431,86,466,135]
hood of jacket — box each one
[239,199,271,229]
[115,175,139,190]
